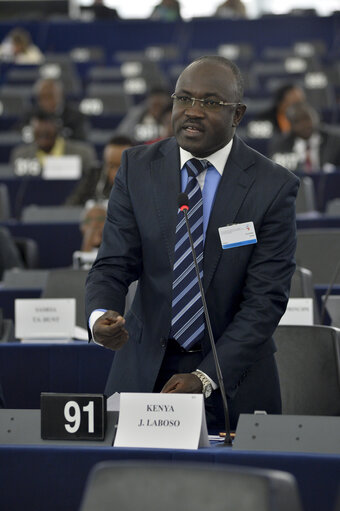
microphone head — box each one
[178,193,189,211]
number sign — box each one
[41,393,106,441]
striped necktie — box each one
[170,158,208,350]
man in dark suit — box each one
[85,56,299,431]
[269,101,340,172]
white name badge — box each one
[42,155,82,180]
[15,298,76,341]
[114,393,210,450]
[218,222,257,249]
[279,298,314,325]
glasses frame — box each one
[171,93,242,110]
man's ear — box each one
[232,104,247,127]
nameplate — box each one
[279,298,313,325]
[42,155,82,179]
[41,393,106,441]
[114,393,209,450]
[15,298,76,341]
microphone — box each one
[178,192,232,446]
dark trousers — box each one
[153,342,281,432]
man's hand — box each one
[93,310,128,350]
[161,373,203,394]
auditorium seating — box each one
[80,461,303,511]
[274,325,340,415]
[295,229,340,285]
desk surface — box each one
[0,443,339,511]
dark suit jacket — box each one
[86,135,299,399]
[269,125,340,171]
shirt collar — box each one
[179,138,233,176]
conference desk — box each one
[0,343,114,409]
[0,177,79,218]
[0,443,339,511]
[1,220,82,268]
[0,344,339,511]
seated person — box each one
[0,27,44,64]
[65,135,134,205]
[150,0,181,21]
[269,101,340,172]
[10,111,97,181]
[80,202,107,254]
[257,83,306,135]
[73,201,107,269]
[147,103,173,144]
[74,201,137,312]
[214,0,247,18]
[0,227,24,280]
[81,0,120,20]
[116,87,172,143]
[19,78,89,141]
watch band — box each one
[192,370,212,399]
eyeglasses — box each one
[171,93,241,111]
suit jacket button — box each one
[160,338,167,349]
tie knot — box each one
[186,158,209,177]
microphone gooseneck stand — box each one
[178,192,232,446]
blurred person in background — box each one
[270,101,340,172]
[0,27,44,64]
[73,201,107,270]
[20,78,89,141]
[258,83,306,135]
[66,135,135,205]
[150,0,181,21]
[76,201,137,310]
[82,0,120,20]
[80,202,107,253]
[10,111,96,180]
[116,87,172,143]
[147,103,173,143]
[214,0,247,19]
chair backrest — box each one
[13,237,40,269]
[81,84,132,116]
[0,308,15,343]
[325,198,340,216]
[290,265,320,323]
[295,229,340,284]
[42,269,88,329]
[80,461,303,511]
[295,176,316,213]
[274,325,340,415]
[0,184,11,221]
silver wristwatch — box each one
[192,370,212,399]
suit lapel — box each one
[150,138,181,269]
[203,136,256,292]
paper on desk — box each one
[107,392,120,411]
[73,325,89,341]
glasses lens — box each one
[204,101,221,111]
[173,96,191,107]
